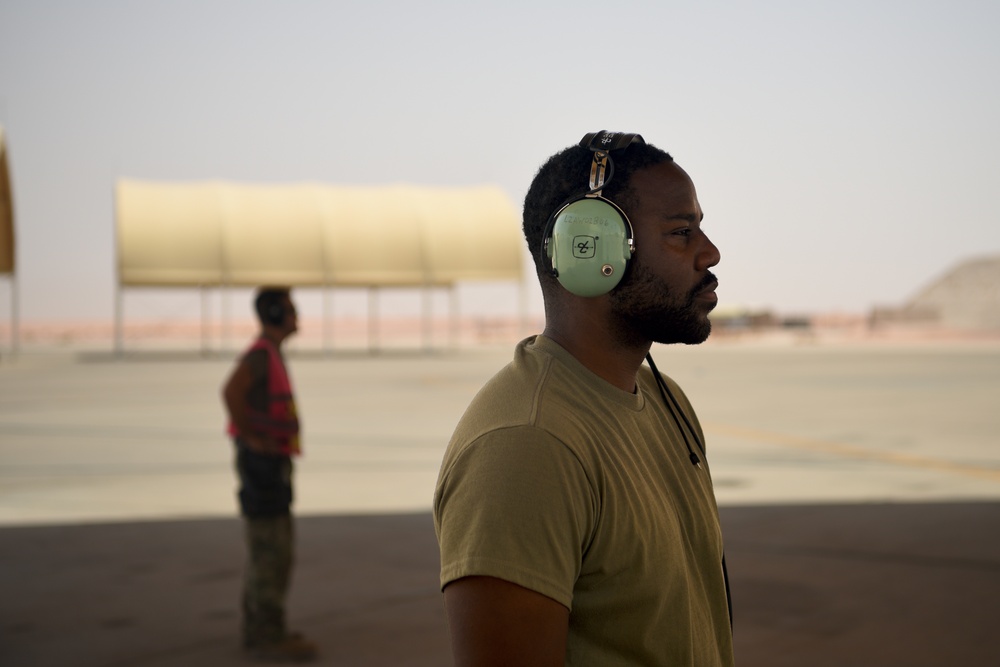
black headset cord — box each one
[646,352,733,629]
[646,353,703,468]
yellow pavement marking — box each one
[706,423,1000,483]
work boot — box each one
[245,632,318,663]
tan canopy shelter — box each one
[114,179,525,351]
[0,127,17,353]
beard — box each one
[608,260,717,347]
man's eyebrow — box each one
[664,211,704,223]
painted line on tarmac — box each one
[706,423,1000,483]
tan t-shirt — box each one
[434,335,734,667]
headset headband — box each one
[579,131,645,196]
[581,131,645,152]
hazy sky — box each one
[1,0,998,323]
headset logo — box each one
[573,235,597,258]
[600,133,613,145]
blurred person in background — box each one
[222,287,317,662]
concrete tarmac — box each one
[1,338,999,665]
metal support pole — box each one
[114,283,123,357]
[200,286,210,357]
[323,286,332,355]
[11,272,19,357]
[222,285,230,354]
[450,286,459,351]
[368,287,379,353]
[422,286,432,352]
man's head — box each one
[523,140,675,284]
[524,135,720,346]
[254,287,298,338]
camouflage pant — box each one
[242,513,294,646]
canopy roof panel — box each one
[320,185,428,286]
[116,180,224,286]
[220,184,326,286]
[116,180,523,288]
[419,186,523,283]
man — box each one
[433,132,733,666]
[222,287,317,662]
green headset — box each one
[542,131,645,297]
[264,300,286,326]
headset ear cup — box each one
[267,303,285,326]
[549,198,632,297]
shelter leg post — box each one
[12,273,19,357]
[114,283,123,358]
[323,287,332,355]
[200,286,210,357]
[222,285,230,354]
[422,286,433,352]
[449,286,459,351]
[368,287,379,354]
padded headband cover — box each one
[581,131,645,153]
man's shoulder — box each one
[452,336,616,453]
[242,346,270,377]
[460,338,554,424]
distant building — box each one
[710,306,800,332]
[872,255,1000,330]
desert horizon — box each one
[2,312,999,356]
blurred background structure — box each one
[870,255,1000,331]
[114,180,523,353]
[0,126,15,354]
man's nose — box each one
[698,232,721,271]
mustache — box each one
[689,272,718,297]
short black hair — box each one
[254,287,291,326]
[522,139,674,279]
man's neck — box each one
[260,329,285,348]
[542,315,650,393]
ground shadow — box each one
[1,503,997,666]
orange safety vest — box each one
[227,337,301,455]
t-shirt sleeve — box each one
[434,425,595,610]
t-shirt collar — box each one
[528,335,646,412]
